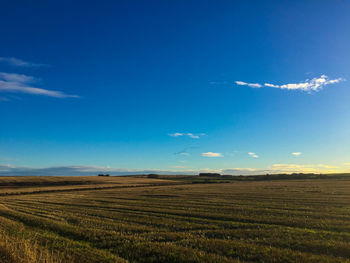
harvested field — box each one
[1,176,350,262]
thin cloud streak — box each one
[175,152,191,156]
[0,72,79,98]
[169,133,205,139]
[236,75,344,92]
[0,57,47,67]
[235,81,262,88]
[174,146,199,156]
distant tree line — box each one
[147,174,160,178]
[199,173,221,177]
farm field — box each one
[1,176,350,263]
[0,176,176,196]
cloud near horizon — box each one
[292,152,302,156]
[0,72,79,98]
[248,152,259,158]
[0,57,47,67]
[235,75,344,92]
[270,163,339,173]
[201,152,223,157]
[0,163,348,176]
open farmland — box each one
[1,176,350,263]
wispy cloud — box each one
[235,81,262,88]
[292,152,302,156]
[169,133,205,139]
[270,164,339,173]
[236,75,344,92]
[201,152,223,157]
[0,57,47,67]
[0,97,9,101]
[248,152,259,158]
[174,146,199,156]
[0,72,79,98]
[209,81,229,85]
[176,152,191,156]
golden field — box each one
[1,175,350,262]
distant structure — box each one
[199,173,221,177]
[98,174,110,176]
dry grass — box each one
[0,176,176,196]
[0,176,350,262]
[0,232,62,263]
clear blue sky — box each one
[1,0,350,175]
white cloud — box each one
[277,75,343,92]
[169,133,205,139]
[0,57,46,67]
[264,83,279,88]
[292,152,302,156]
[201,152,223,157]
[235,81,262,88]
[236,75,344,92]
[248,152,259,158]
[0,72,79,98]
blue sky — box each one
[1,0,350,175]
